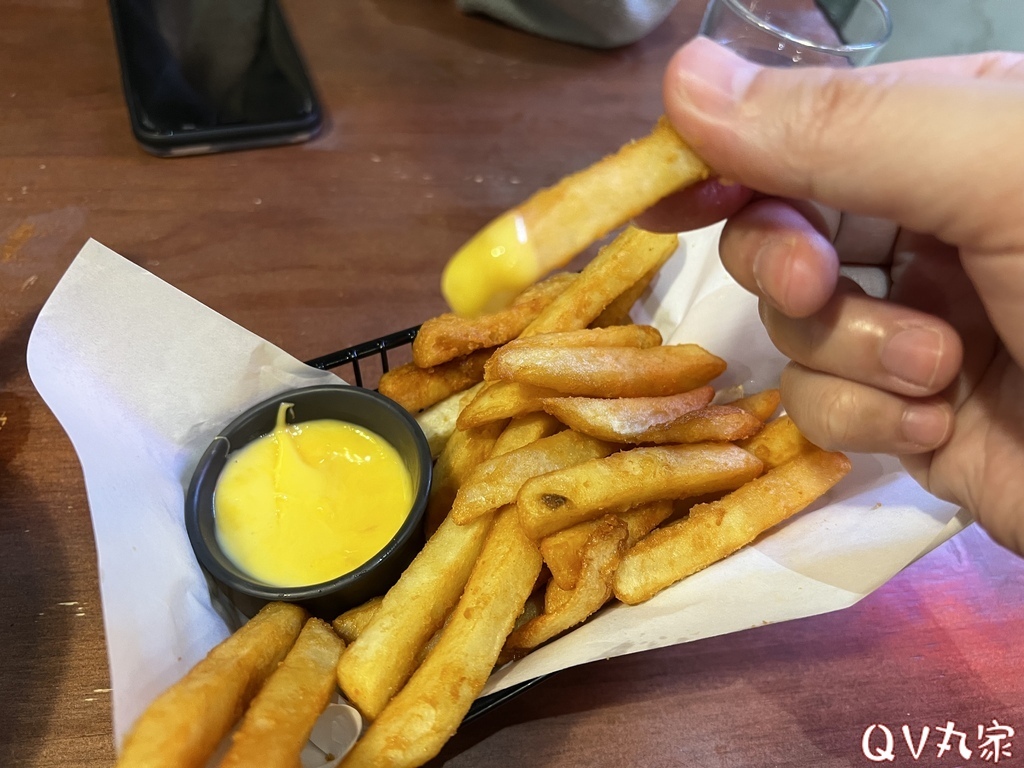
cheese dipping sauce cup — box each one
[185,385,432,619]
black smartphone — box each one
[108,0,323,157]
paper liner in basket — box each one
[26,232,966,753]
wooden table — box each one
[2,2,1022,766]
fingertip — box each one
[723,200,839,318]
[663,38,759,126]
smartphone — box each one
[108,0,323,157]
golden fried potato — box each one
[590,246,674,327]
[505,516,628,658]
[486,344,727,397]
[424,418,506,536]
[339,508,542,768]
[414,383,483,459]
[442,119,702,319]
[332,597,383,644]
[451,430,616,525]
[336,513,495,721]
[540,500,672,590]
[496,324,662,352]
[490,412,565,457]
[729,388,782,423]
[517,443,764,540]
[737,414,817,470]
[522,226,681,336]
[456,380,561,430]
[622,405,763,444]
[540,387,715,443]
[221,618,344,768]
[613,448,852,604]
[379,349,491,413]
[412,273,577,368]
[544,577,573,614]
[117,602,306,768]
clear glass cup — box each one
[700,0,892,67]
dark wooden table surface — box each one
[2,2,1023,766]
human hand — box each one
[641,38,1024,555]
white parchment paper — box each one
[26,234,967,748]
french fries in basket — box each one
[123,185,856,765]
[326,225,846,767]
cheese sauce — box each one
[214,403,413,587]
[441,211,539,318]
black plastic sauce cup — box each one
[185,385,431,619]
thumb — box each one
[663,38,1024,254]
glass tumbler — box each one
[699,0,892,67]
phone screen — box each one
[109,0,322,154]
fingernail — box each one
[881,327,944,390]
[901,405,950,449]
[669,38,759,117]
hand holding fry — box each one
[660,38,1024,555]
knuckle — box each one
[974,51,1024,79]
[781,70,892,195]
[782,364,864,451]
[818,384,862,450]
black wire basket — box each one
[305,326,420,388]
[305,328,550,723]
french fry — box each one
[504,516,628,659]
[518,443,764,540]
[336,513,495,721]
[379,349,491,413]
[621,405,764,445]
[442,119,707,318]
[590,245,675,327]
[424,419,506,536]
[116,602,306,768]
[613,448,852,604]
[451,430,616,525]
[414,382,483,459]
[332,597,384,644]
[486,344,727,397]
[490,412,564,457]
[522,226,681,336]
[540,500,673,590]
[412,273,577,368]
[540,387,715,443]
[221,618,344,768]
[495,324,663,353]
[737,414,817,470]
[729,388,782,423]
[456,380,560,430]
[340,507,543,768]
